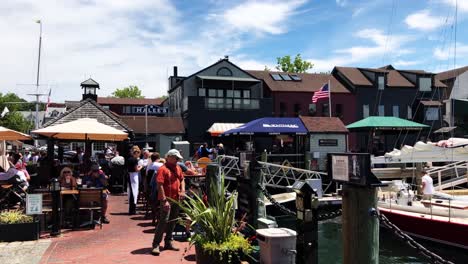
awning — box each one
[222,117,308,136]
[0,126,31,141]
[346,116,429,131]
[207,123,243,137]
[197,75,260,82]
[32,118,128,141]
[420,100,443,106]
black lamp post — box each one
[49,177,61,236]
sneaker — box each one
[151,246,160,256]
[101,216,110,224]
[164,242,180,251]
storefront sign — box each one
[26,194,42,215]
[319,139,338,146]
[132,105,168,115]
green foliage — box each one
[0,93,36,112]
[276,54,313,73]
[0,210,34,224]
[174,176,252,258]
[0,111,33,133]
[111,85,144,98]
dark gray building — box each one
[332,65,447,153]
[167,57,273,147]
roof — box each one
[119,116,185,134]
[207,123,243,136]
[247,70,350,93]
[334,67,372,86]
[197,75,260,82]
[42,98,132,132]
[299,116,348,133]
[346,116,429,130]
[436,66,468,81]
[97,97,165,106]
[80,78,99,87]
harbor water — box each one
[319,219,468,264]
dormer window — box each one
[217,67,233,77]
[377,76,385,90]
[419,77,432,91]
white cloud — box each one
[307,28,413,72]
[352,7,365,17]
[223,0,307,35]
[0,0,302,103]
[442,0,468,12]
[393,60,422,67]
[405,10,445,31]
[433,42,468,60]
[336,0,347,7]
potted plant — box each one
[175,177,252,264]
[0,210,40,242]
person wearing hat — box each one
[82,164,110,224]
[152,149,185,256]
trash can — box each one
[256,228,297,264]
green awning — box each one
[346,116,429,131]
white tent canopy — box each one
[207,123,244,136]
[32,118,128,141]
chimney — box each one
[173,66,178,77]
[224,55,229,60]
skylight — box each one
[280,74,292,81]
[271,73,282,81]
[290,74,301,81]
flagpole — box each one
[328,79,332,117]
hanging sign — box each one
[26,194,42,215]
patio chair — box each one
[77,188,103,229]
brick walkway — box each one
[39,194,196,264]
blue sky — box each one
[0,0,467,102]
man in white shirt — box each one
[421,170,434,200]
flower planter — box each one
[195,245,243,264]
[0,221,40,242]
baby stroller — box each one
[0,174,28,210]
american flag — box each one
[312,83,329,103]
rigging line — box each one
[450,0,458,137]
[381,0,397,65]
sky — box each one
[1,0,467,103]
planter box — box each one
[0,221,40,242]
[195,245,243,264]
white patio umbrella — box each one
[0,126,32,141]
[32,118,128,141]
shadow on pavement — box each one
[184,254,196,262]
[142,228,156,233]
[130,248,152,255]
[137,222,155,227]
[110,212,130,216]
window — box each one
[217,67,232,76]
[226,90,233,98]
[207,98,217,109]
[271,73,282,81]
[208,89,217,97]
[217,89,223,97]
[378,105,385,116]
[279,102,287,117]
[392,105,399,117]
[93,142,105,152]
[290,74,301,81]
[309,104,316,116]
[407,105,412,119]
[198,88,206,97]
[234,90,241,98]
[234,99,242,109]
[378,76,385,90]
[419,77,432,92]
[294,103,301,116]
[243,90,250,98]
[102,105,110,110]
[322,103,329,116]
[336,104,343,118]
[280,74,292,81]
[425,107,439,121]
[363,105,369,118]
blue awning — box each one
[222,117,308,136]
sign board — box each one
[26,194,42,215]
[327,153,383,186]
[131,105,168,115]
[319,139,338,147]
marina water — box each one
[319,219,468,264]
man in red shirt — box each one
[152,149,185,256]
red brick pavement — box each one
[39,194,196,264]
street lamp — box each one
[49,177,61,236]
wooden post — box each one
[342,185,379,264]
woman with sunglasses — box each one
[58,167,77,190]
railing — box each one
[258,161,326,189]
[427,161,468,190]
[204,97,260,110]
[215,155,242,180]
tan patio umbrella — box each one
[0,126,32,141]
[32,118,128,141]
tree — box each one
[0,93,36,112]
[0,112,33,133]
[111,85,144,98]
[275,54,313,73]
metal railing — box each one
[258,161,326,189]
[427,161,468,190]
[215,155,242,180]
